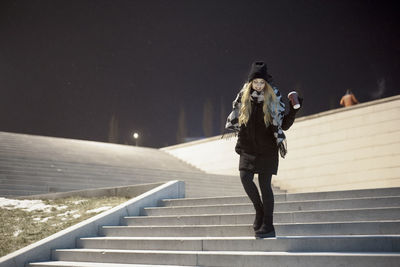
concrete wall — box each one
[161,95,400,193]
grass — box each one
[0,196,130,257]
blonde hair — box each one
[238,80,278,127]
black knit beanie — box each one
[247,61,272,82]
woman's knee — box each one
[240,170,254,182]
[258,172,272,184]
[258,172,272,181]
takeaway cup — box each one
[288,91,301,109]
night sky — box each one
[1,0,399,147]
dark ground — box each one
[1,0,399,147]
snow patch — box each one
[71,200,87,205]
[57,210,78,217]
[86,206,112,213]
[0,198,55,212]
[13,229,22,237]
[56,205,68,210]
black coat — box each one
[235,99,298,174]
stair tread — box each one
[130,206,400,218]
[162,195,400,204]
[80,234,400,240]
[30,261,194,267]
[104,220,400,228]
[54,248,400,256]
[161,187,400,201]
[147,203,400,210]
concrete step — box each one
[0,169,235,186]
[0,189,47,197]
[124,207,400,225]
[0,185,243,199]
[0,174,247,198]
[283,187,400,200]
[0,163,208,179]
[30,261,194,267]
[100,221,400,237]
[0,168,242,187]
[0,175,243,192]
[162,196,274,206]
[0,182,89,193]
[161,187,400,206]
[51,249,400,267]
[142,204,400,221]
[162,195,400,209]
[0,178,153,194]
[77,235,400,252]
[158,196,400,211]
[0,152,200,173]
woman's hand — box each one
[289,96,303,112]
[283,96,303,130]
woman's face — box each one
[252,78,266,91]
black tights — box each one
[240,170,274,225]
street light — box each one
[133,132,139,146]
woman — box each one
[224,61,303,238]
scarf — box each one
[250,89,265,103]
[222,84,288,158]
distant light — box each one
[133,133,139,139]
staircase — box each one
[29,187,400,267]
[0,131,246,198]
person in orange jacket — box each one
[340,89,359,107]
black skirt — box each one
[239,149,279,175]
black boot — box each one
[255,224,275,238]
[253,204,264,231]
[255,215,275,238]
